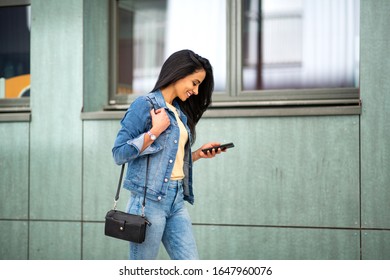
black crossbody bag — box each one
[104,157,151,243]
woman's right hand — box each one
[150,108,170,137]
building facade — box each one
[0,0,389,259]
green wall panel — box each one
[362,230,390,260]
[0,123,29,219]
[82,222,128,260]
[190,116,360,228]
[360,0,390,229]
[82,120,126,221]
[29,0,83,220]
[156,225,360,260]
[29,221,81,260]
[83,0,109,112]
[0,221,28,260]
[194,226,360,260]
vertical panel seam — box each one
[359,113,362,260]
[80,120,84,260]
[27,121,31,260]
[80,0,85,261]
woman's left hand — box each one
[192,142,225,162]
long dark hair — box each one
[151,49,214,143]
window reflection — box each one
[117,0,226,95]
[242,0,360,91]
[0,5,31,99]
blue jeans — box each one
[126,180,199,260]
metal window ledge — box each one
[82,102,361,120]
[0,107,31,122]
[203,104,361,118]
[0,112,31,122]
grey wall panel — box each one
[29,221,81,260]
[194,226,360,260]
[362,230,390,260]
[0,221,28,260]
[29,0,83,220]
[360,0,390,229]
[82,120,125,221]
[190,116,360,228]
[156,226,360,260]
[0,123,29,219]
[83,0,110,112]
[82,222,128,260]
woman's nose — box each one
[194,86,199,95]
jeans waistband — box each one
[168,179,183,188]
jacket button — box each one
[157,196,162,201]
[174,140,178,144]
[169,159,173,163]
[164,178,168,182]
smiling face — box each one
[172,69,206,102]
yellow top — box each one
[166,102,188,180]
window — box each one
[242,0,359,91]
[110,0,360,115]
[110,0,226,105]
[0,1,31,109]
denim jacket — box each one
[112,90,194,204]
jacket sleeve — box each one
[112,97,158,165]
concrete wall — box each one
[0,0,389,259]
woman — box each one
[112,49,226,260]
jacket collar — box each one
[150,89,184,112]
[151,90,167,109]
[149,89,192,145]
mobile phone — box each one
[201,142,235,153]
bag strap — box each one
[113,155,150,217]
[113,96,157,215]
